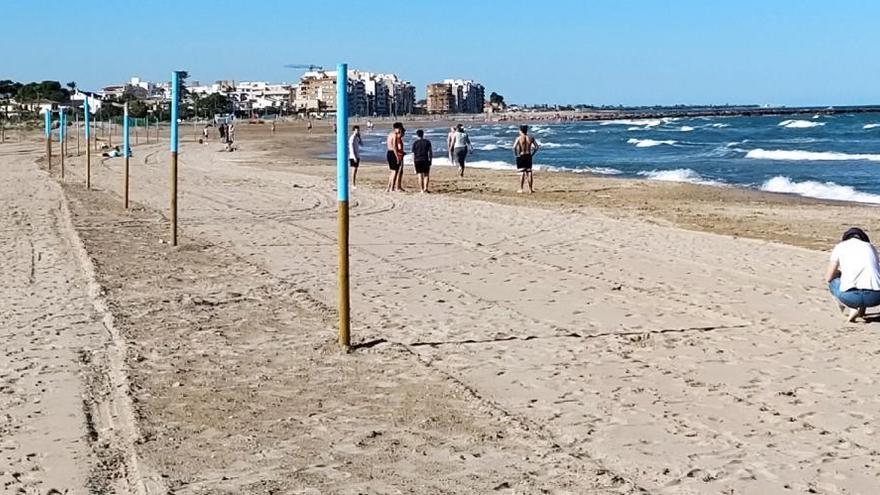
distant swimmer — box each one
[513,125,539,194]
[826,227,880,322]
[451,124,473,177]
[349,125,363,188]
[386,122,405,192]
[411,129,433,193]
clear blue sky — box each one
[5,0,879,106]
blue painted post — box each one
[336,63,350,348]
[170,71,180,245]
[123,102,130,208]
[44,108,52,171]
[84,100,91,188]
[59,108,66,178]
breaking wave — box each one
[627,138,678,148]
[637,168,722,185]
[778,119,825,129]
[745,149,880,162]
[761,176,880,204]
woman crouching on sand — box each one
[826,227,880,322]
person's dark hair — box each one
[393,122,403,130]
[456,124,464,132]
[842,227,870,243]
[352,125,359,131]
[416,129,424,138]
[520,125,528,134]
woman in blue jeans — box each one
[826,227,880,322]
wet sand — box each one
[4,120,880,493]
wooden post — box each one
[84,100,91,189]
[123,102,130,209]
[170,71,180,246]
[336,63,351,349]
[59,108,65,179]
[45,109,52,172]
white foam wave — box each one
[602,119,663,127]
[745,149,880,162]
[627,138,678,148]
[637,168,721,185]
[540,142,582,149]
[778,119,825,129]
[534,165,623,175]
[576,129,598,134]
[679,126,695,132]
[761,176,880,204]
[710,123,730,128]
[864,123,880,129]
[478,144,500,151]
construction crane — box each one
[283,64,324,72]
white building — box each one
[442,79,486,114]
[295,69,415,116]
[70,90,103,112]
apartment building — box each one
[426,83,454,113]
[442,79,486,114]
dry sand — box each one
[4,121,880,494]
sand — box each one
[4,121,880,493]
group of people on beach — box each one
[347,122,540,194]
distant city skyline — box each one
[5,1,879,106]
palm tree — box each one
[66,81,77,94]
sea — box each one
[356,112,880,204]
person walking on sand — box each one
[446,126,456,164]
[219,122,227,143]
[412,129,433,193]
[451,124,473,177]
[202,125,209,142]
[307,119,313,135]
[513,125,540,193]
[349,125,363,188]
[385,122,405,192]
[826,227,880,322]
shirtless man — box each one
[386,122,405,192]
[513,125,539,193]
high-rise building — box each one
[294,69,415,116]
[442,79,486,113]
[426,83,454,114]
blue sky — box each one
[5,0,879,106]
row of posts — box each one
[38,67,351,348]
[43,72,181,247]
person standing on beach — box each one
[451,124,473,177]
[219,123,227,143]
[202,125,209,142]
[513,125,539,193]
[349,125,363,188]
[412,129,433,193]
[307,119,313,135]
[446,126,456,164]
[385,122,405,192]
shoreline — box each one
[277,125,879,251]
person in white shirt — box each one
[825,227,880,322]
[348,125,363,188]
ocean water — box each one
[357,112,880,204]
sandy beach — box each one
[4,120,880,494]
